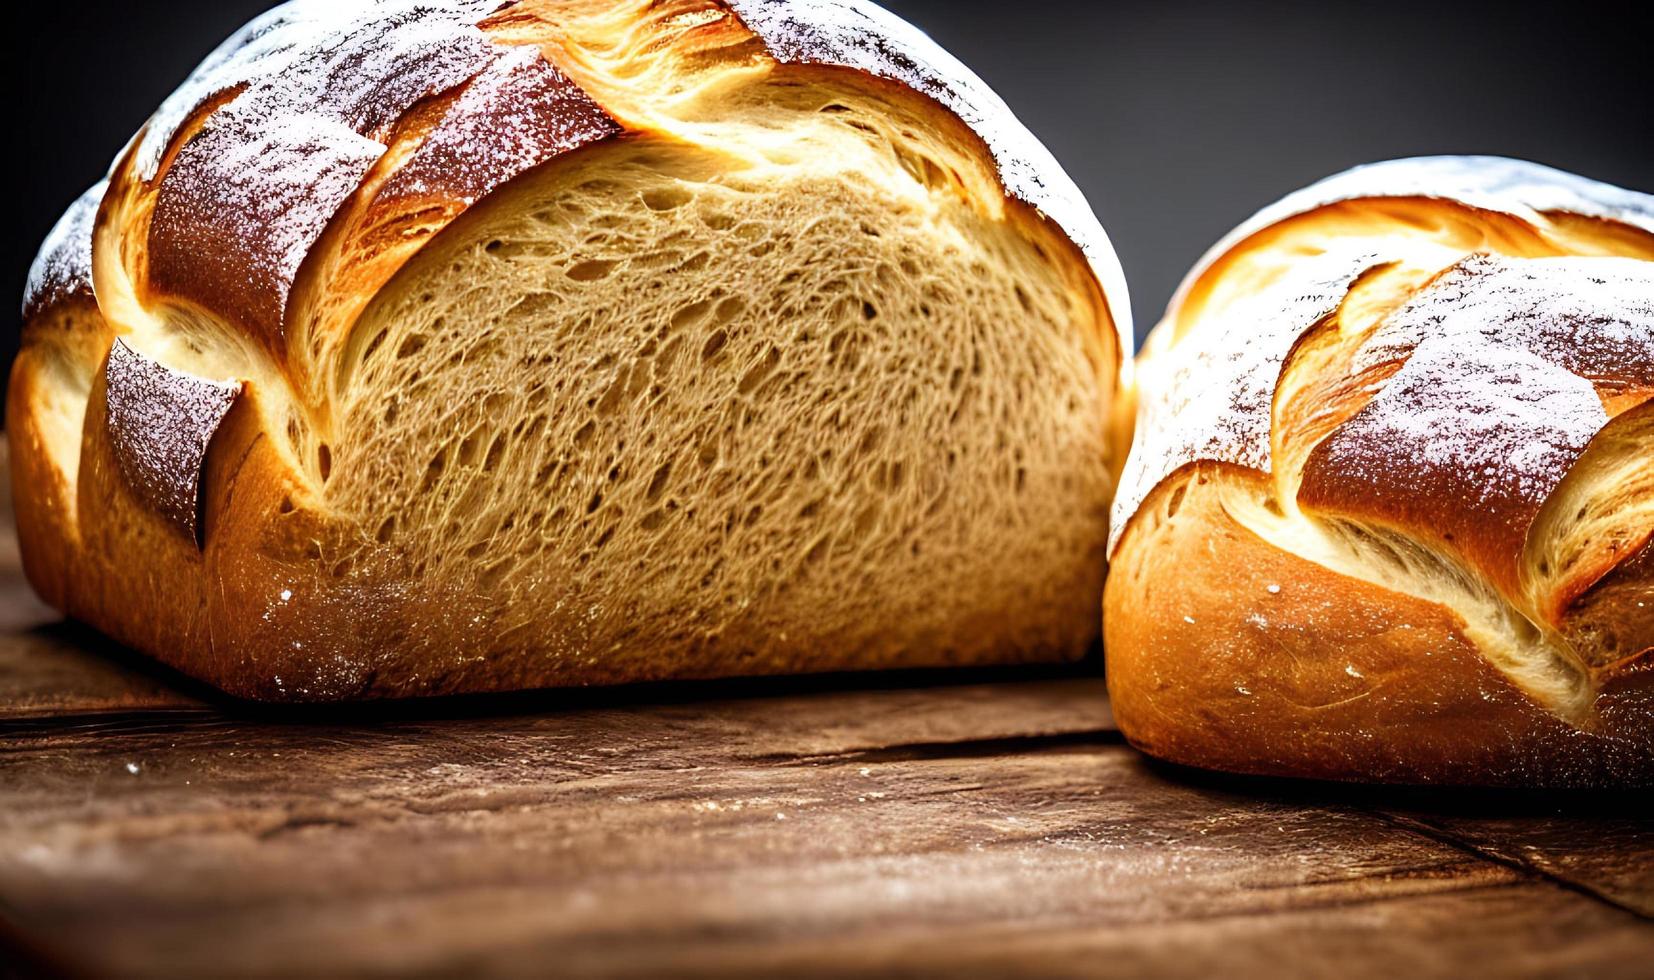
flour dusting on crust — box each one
[145,1,504,339]
[1301,249,1650,569]
[22,181,106,318]
[379,45,621,207]
[1115,158,1654,553]
[1321,339,1607,513]
[32,0,1130,351]
[1174,156,1654,312]
[1109,250,1380,550]
[149,117,387,336]
[1354,253,1654,389]
[727,0,1132,350]
[24,1,510,321]
[133,0,501,181]
[104,340,243,544]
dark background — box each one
[12,0,1652,374]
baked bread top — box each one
[25,0,1130,341]
[1106,156,1653,784]
[26,0,1131,540]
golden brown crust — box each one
[1110,159,1654,785]
[1105,465,1653,787]
[66,351,219,665]
[7,297,110,610]
[1297,253,1654,600]
[8,350,82,612]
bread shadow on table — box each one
[0,913,82,980]
[1136,755,1654,819]
[19,616,1107,720]
[20,619,1650,817]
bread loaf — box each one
[12,0,1129,700]
[1106,157,1654,787]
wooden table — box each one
[2,468,1650,978]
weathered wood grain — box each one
[1147,764,1654,923]
[1382,806,1654,918]
[1,449,1650,978]
[2,708,1644,979]
[4,687,1652,978]
[0,617,208,722]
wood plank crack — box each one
[756,729,1128,766]
[1372,810,1654,921]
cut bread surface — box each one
[323,113,1114,679]
[12,0,1126,698]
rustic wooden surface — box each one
[1,460,1650,978]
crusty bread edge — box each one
[1104,463,1653,787]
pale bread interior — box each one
[306,76,1115,669]
[1524,407,1654,667]
[15,307,109,498]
